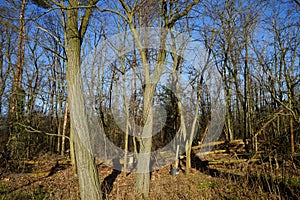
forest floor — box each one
[0,153,300,200]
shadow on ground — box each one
[188,151,299,200]
[101,158,122,200]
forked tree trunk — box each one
[116,0,200,196]
[65,0,102,199]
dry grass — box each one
[0,153,299,200]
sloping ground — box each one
[0,161,79,199]
[0,154,299,200]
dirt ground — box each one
[0,153,299,200]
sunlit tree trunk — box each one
[116,0,200,196]
[61,101,68,156]
[64,0,102,198]
[7,0,26,160]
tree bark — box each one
[7,0,26,159]
[61,101,68,156]
[65,0,102,199]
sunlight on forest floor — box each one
[0,153,299,200]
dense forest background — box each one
[0,0,299,199]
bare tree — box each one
[7,0,26,160]
[258,1,300,154]
[32,0,103,198]
[105,0,201,196]
[63,0,102,198]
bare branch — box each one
[50,0,67,9]
[294,0,300,6]
[167,0,200,28]
[37,26,62,45]
[16,123,71,140]
[96,6,129,22]
[79,0,100,40]
[118,0,131,17]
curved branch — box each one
[97,7,129,22]
[16,122,71,140]
[79,0,100,41]
[167,0,200,28]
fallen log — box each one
[195,149,228,156]
[254,109,284,137]
[17,160,71,165]
[192,139,244,150]
[28,171,52,178]
[13,161,61,178]
[208,159,260,165]
[194,149,239,157]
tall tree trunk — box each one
[136,85,154,197]
[66,40,102,200]
[65,0,102,199]
[7,0,26,159]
